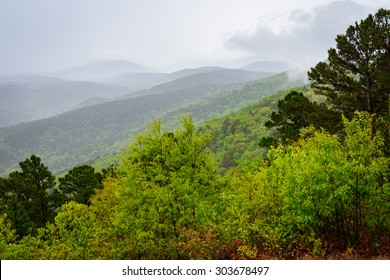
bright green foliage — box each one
[222,159,284,249]
[1,201,99,260]
[220,112,389,258]
[0,214,17,259]
[59,165,103,205]
[0,9,389,258]
[342,113,390,241]
[43,201,97,259]
[112,117,222,259]
[231,113,389,256]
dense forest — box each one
[0,9,389,259]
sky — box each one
[0,0,388,74]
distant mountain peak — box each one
[53,60,155,81]
[77,60,153,72]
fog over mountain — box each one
[0,69,306,175]
[0,59,283,128]
[0,75,132,127]
[53,60,156,81]
[240,61,293,73]
[0,1,382,74]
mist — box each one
[0,0,384,74]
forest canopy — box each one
[0,8,389,260]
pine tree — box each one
[308,9,390,120]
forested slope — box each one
[0,71,304,175]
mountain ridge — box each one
[0,70,306,175]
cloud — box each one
[225,1,377,66]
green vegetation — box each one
[0,70,304,176]
[258,90,342,148]
[59,165,104,206]
[0,9,389,259]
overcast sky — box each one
[0,0,388,74]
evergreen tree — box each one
[308,9,390,120]
[0,155,63,237]
[59,165,103,205]
[259,91,341,147]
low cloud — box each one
[225,1,376,66]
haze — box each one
[0,0,387,74]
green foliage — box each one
[0,10,388,259]
[111,117,223,259]
[42,201,97,259]
[259,91,341,147]
[59,165,103,205]
[0,155,64,237]
[0,112,388,259]
[201,86,307,173]
[0,71,304,176]
[228,113,389,257]
[308,9,390,119]
[0,214,17,259]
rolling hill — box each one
[0,70,305,175]
[0,76,133,127]
[0,63,274,128]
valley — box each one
[0,60,302,175]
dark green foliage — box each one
[59,165,103,205]
[259,91,342,147]
[308,9,390,119]
[0,155,64,237]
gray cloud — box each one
[0,0,385,75]
[225,1,378,66]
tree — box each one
[262,113,389,254]
[259,91,341,147]
[111,117,222,259]
[0,155,64,237]
[59,165,103,205]
[308,9,390,120]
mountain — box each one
[119,68,273,99]
[105,66,255,89]
[0,67,272,128]
[241,61,293,73]
[0,75,132,127]
[101,72,166,88]
[158,66,224,83]
[0,70,306,175]
[53,60,155,81]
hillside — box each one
[0,76,133,127]
[0,71,305,175]
[200,85,311,173]
[0,66,273,128]
[92,83,308,172]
